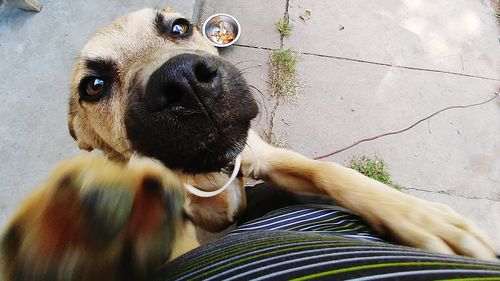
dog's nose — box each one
[145,54,220,112]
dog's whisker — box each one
[233,60,264,67]
[238,66,264,73]
[248,84,269,120]
[201,157,209,173]
[248,84,265,96]
[238,71,270,86]
[193,174,201,189]
[205,173,218,187]
[248,99,266,122]
[244,141,254,153]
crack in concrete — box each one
[232,43,500,82]
[299,51,500,81]
[280,0,290,49]
[264,0,291,143]
[401,187,500,202]
[233,43,274,50]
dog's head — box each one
[68,8,258,173]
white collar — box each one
[184,155,242,197]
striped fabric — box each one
[157,205,500,280]
[232,205,385,243]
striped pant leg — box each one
[158,205,500,280]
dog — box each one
[1,7,496,280]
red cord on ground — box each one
[313,90,499,160]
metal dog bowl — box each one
[202,14,241,47]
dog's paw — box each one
[365,190,497,260]
[0,154,197,281]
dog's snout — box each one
[145,54,220,113]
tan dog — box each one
[1,7,496,281]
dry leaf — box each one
[299,9,312,21]
[162,6,175,13]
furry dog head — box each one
[68,8,258,173]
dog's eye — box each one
[87,78,105,95]
[171,19,191,36]
[80,77,108,101]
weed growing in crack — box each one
[275,18,293,37]
[348,155,402,191]
[268,48,301,102]
[264,48,302,143]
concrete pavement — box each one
[200,0,500,250]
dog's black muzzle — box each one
[125,53,258,173]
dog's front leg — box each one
[241,130,496,260]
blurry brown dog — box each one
[1,7,496,281]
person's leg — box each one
[159,231,500,280]
[238,183,334,225]
[159,204,500,280]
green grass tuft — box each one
[275,18,293,37]
[268,48,301,102]
[348,156,402,191]
[271,49,297,76]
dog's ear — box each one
[162,6,176,13]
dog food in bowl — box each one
[202,14,241,47]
